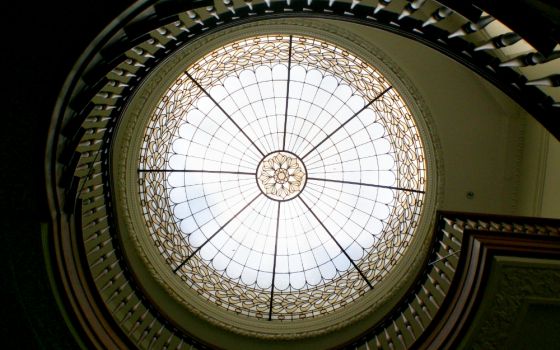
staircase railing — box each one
[351,212,560,349]
[45,1,560,349]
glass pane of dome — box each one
[138,34,426,320]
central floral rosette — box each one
[257,152,307,201]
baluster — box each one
[500,222,513,232]
[146,38,166,54]
[113,289,135,312]
[474,32,522,51]
[111,67,136,79]
[205,5,219,19]
[452,223,464,234]
[186,10,203,25]
[512,223,524,233]
[123,57,146,69]
[422,285,440,311]
[422,7,453,27]
[442,228,461,248]
[523,223,537,234]
[138,316,157,345]
[400,312,416,341]
[80,184,104,208]
[415,294,433,320]
[86,230,112,254]
[465,219,477,229]
[162,332,174,350]
[244,0,253,11]
[99,270,125,293]
[130,309,150,335]
[426,274,445,305]
[448,16,494,38]
[384,328,395,350]
[351,0,361,10]
[74,159,102,180]
[223,0,235,13]
[433,264,451,286]
[443,217,455,226]
[374,0,391,14]
[166,334,185,350]
[95,91,122,100]
[409,303,425,331]
[393,320,407,348]
[434,250,459,271]
[122,299,142,324]
[476,219,489,230]
[171,20,189,34]
[398,0,426,20]
[90,249,115,270]
[81,189,106,212]
[148,325,166,349]
[108,79,130,89]
[131,47,155,60]
[545,225,560,236]
[526,74,560,87]
[93,259,119,281]
[489,220,500,231]
[438,240,460,264]
[105,283,129,309]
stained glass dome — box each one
[137,34,426,320]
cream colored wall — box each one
[542,136,560,218]
[342,21,526,215]
[517,113,560,218]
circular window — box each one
[136,34,427,321]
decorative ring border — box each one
[112,18,441,343]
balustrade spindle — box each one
[374,0,392,14]
[422,7,452,27]
[244,0,253,11]
[499,51,560,67]
[351,0,361,10]
[408,303,424,331]
[526,74,560,87]
[206,5,220,19]
[138,317,157,344]
[398,0,426,20]
[448,16,494,38]
[223,0,235,13]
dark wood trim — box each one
[414,230,560,350]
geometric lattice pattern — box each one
[138,35,426,320]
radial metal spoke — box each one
[301,86,392,160]
[185,71,265,157]
[307,177,425,194]
[138,34,429,319]
[282,35,293,151]
[138,169,255,176]
[173,193,262,273]
[299,197,374,290]
[268,201,281,321]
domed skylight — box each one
[138,34,426,320]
